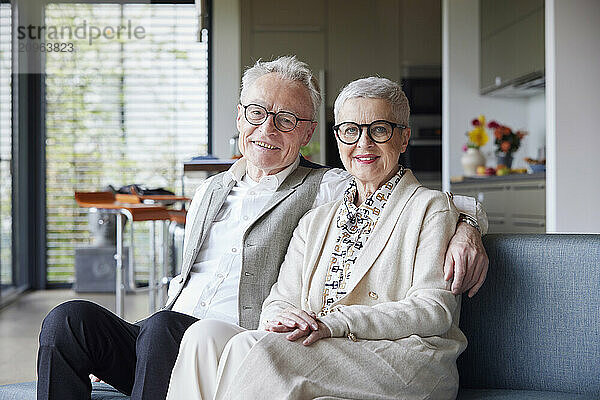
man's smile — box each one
[252,140,280,150]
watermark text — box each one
[17,20,145,45]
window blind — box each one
[0,2,12,287]
[45,3,208,283]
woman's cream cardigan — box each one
[227,171,467,399]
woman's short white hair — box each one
[240,55,322,119]
[333,77,410,125]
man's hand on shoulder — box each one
[443,222,489,297]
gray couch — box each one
[457,234,599,399]
[2,234,599,399]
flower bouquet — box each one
[487,120,527,168]
[461,115,489,176]
[465,115,490,150]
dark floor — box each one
[0,290,149,385]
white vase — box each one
[461,148,486,176]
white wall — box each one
[442,0,542,190]
[211,0,241,159]
[525,94,546,161]
[546,0,600,233]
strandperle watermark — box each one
[18,20,146,47]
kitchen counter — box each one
[450,173,546,234]
[451,172,545,184]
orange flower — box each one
[517,130,527,139]
[499,126,511,136]
[500,141,511,152]
[494,128,504,139]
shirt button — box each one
[217,273,224,279]
[249,191,255,196]
[243,216,249,221]
[368,291,378,300]
[200,301,206,307]
[232,247,237,253]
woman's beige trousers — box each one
[166,319,267,400]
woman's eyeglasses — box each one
[333,120,407,144]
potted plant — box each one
[461,115,489,176]
[488,120,527,168]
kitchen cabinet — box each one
[451,175,545,233]
[240,0,327,84]
[239,0,442,165]
[480,0,544,94]
[327,0,401,108]
[399,0,442,70]
[480,0,542,38]
[240,0,441,108]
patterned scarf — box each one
[321,166,405,314]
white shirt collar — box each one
[224,156,300,191]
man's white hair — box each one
[333,77,410,125]
[240,55,322,119]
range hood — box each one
[483,71,545,98]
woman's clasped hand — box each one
[264,307,331,345]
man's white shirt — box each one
[168,157,487,323]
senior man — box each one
[37,56,488,400]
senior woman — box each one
[166,77,467,400]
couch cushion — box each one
[0,381,129,400]
[457,388,597,400]
[458,234,600,396]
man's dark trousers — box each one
[37,300,198,400]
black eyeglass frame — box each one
[240,103,314,133]
[333,120,408,144]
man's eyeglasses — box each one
[333,120,407,145]
[241,103,314,133]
